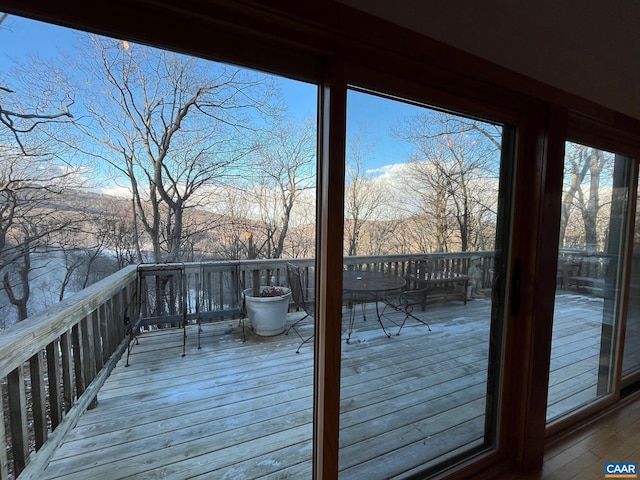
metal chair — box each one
[285,263,315,353]
[381,285,432,336]
[126,264,187,367]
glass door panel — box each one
[548,142,631,422]
[0,15,319,478]
[339,89,513,477]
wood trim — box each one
[0,0,324,84]
[345,64,539,127]
[502,104,567,471]
[567,112,640,157]
[313,57,347,480]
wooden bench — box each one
[405,257,470,308]
[562,259,605,293]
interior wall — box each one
[338,0,640,121]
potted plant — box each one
[244,285,292,336]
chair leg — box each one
[347,303,357,344]
[295,333,315,354]
[124,335,138,367]
[124,320,141,367]
[285,313,310,341]
[395,309,431,336]
[182,318,187,357]
[286,313,314,353]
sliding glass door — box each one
[547,142,632,422]
[338,88,514,477]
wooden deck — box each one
[547,294,605,421]
[38,293,603,479]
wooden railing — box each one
[165,252,496,320]
[1,251,496,480]
[0,266,138,480]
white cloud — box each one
[94,184,132,198]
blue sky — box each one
[0,11,417,174]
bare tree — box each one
[560,143,613,250]
[2,205,77,321]
[201,186,257,260]
[0,155,80,321]
[281,192,316,258]
[71,36,277,262]
[251,116,316,259]
[344,131,389,256]
[94,198,140,268]
[0,15,84,323]
[0,15,74,155]
[396,112,501,252]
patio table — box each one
[343,270,406,342]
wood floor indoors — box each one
[509,396,640,480]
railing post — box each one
[252,269,260,297]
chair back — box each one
[286,263,313,315]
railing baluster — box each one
[81,317,98,410]
[60,331,74,414]
[119,286,130,344]
[7,366,28,476]
[72,323,86,399]
[46,339,63,429]
[29,351,48,450]
[112,292,120,349]
[93,307,104,373]
[0,390,8,480]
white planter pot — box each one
[244,287,291,336]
